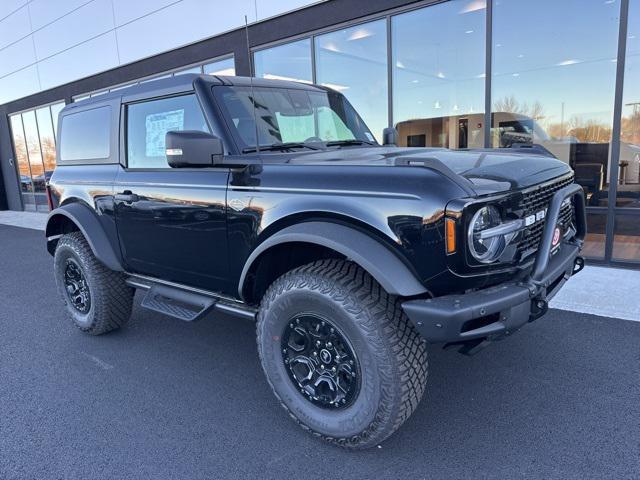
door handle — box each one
[114,191,139,203]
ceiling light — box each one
[263,73,312,84]
[322,42,341,53]
[411,79,419,83]
[517,54,524,58]
[434,100,442,109]
[437,72,446,78]
[208,67,235,76]
[320,82,350,91]
[453,104,459,111]
[512,73,520,77]
[348,28,373,41]
[396,61,406,69]
[556,59,581,66]
[459,0,486,13]
[465,30,474,34]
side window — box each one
[59,106,111,162]
[126,94,209,168]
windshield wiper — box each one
[325,139,376,147]
[242,142,322,153]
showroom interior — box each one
[0,0,638,267]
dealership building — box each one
[0,0,638,267]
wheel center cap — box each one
[320,349,332,364]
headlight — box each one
[468,206,507,263]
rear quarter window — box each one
[59,106,111,162]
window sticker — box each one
[145,109,185,157]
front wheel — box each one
[256,259,428,449]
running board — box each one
[141,284,216,322]
[126,275,257,321]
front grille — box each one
[515,174,576,259]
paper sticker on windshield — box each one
[145,109,184,157]
[365,132,374,142]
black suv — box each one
[46,74,586,448]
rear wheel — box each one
[257,259,428,449]
[54,232,133,335]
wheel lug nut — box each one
[332,367,336,372]
[326,342,332,348]
[313,351,318,356]
[320,364,325,369]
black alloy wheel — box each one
[281,314,360,409]
[63,258,91,314]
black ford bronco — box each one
[46,74,586,448]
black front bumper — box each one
[402,183,587,346]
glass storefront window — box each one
[21,110,48,211]
[254,39,312,83]
[9,114,35,209]
[584,211,607,259]
[492,0,620,210]
[204,56,235,76]
[51,102,65,136]
[613,213,640,261]
[36,106,57,175]
[8,101,65,211]
[392,0,486,149]
[315,20,388,142]
[617,0,640,208]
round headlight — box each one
[468,206,506,263]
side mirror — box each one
[165,130,224,168]
[382,127,398,146]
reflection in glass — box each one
[392,0,486,148]
[583,212,607,259]
[617,0,640,207]
[213,85,375,150]
[204,57,235,76]
[492,0,620,210]
[21,111,45,192]
[36,106,57,175]
[315,20,387,142]
[50,102,65,137]
[9,115,34,199]
[254,39,312,83]
[174,66,203,75]
[613,214,640,261]
[127,95,209,168]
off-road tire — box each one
[257,259,428,449]
[54,231,133,335]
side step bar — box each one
[126,275,257,322]
[141,284,216,322]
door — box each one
[458,118,468,149]
[114,93,231,293]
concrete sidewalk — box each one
[0,210,47,230]
[1,210,638,322]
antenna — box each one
[244,15,260,154]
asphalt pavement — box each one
[1,224,639,480]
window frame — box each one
[123,91,211,171]
[57,104,114,165]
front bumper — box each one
[402,183,587,346]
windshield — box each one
[213,85,377,151]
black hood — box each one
[282,146,572,195]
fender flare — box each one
[45,203,123,271]
[239,221,428,299]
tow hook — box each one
[529,298,548,322]
[572,256,585,275]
